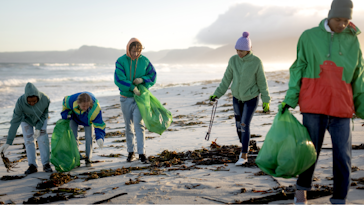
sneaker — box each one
[43,163,53,173]
[235,158,248,166]
[25,164,38,174]
[127,152,135,162]
[294,190,307,204]
[139,154,148,163]
[85,158,93,167]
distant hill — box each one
[1,36,362,64]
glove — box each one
[133,78,143,85]
[97,139,104,149]
[263,102,270,113]
[209,95,218,101]
[281,102,291,114]
[33,130,41,139]
[133,87,141,96]
[0,144,10,154]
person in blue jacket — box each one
[61,92,105,167]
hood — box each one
[319,18,361,36]
[126,38,142,60]
[24,82,41,104]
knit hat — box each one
[328,0,353,20]
[235,32,251,51]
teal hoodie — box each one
[6,82,50,145]
[214,52,271,103]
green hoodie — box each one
[6,82,50,145]
[214,52,271,103]
[284,19,364,118]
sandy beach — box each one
[1,70,364,204]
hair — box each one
[129,41,143,52]
[77,93,93,108]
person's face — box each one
[27,96,38,106]
[130,46,141,59]
[79,102,90,112]
[328,18,350,33]
[236,50,249,58]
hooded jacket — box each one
[284,19,364,118]
[114,38,157,97]
[213,52,271,103]
[6,82,50,145]
[61,92,105,141]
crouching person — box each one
[0,82,52,174]
[61,92,105,167]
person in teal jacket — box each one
[0,82,53,174]
[281,0,364,203]
[114,38,157,163]
[61,92,105,167]
[210,32,271,166]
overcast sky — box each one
[1,0,364,52]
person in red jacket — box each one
[281,0,364,203]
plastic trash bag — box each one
[50,119,80,172]
[255,105,317,178]
[134,85,173,135]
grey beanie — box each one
[328,0,353,19]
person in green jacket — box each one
[210,32,271,166]
[114,38,157,163]
[0,82,53,174]
[281,0,364,203]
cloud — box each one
[196,3,364,45]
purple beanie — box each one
[235,32,251,51]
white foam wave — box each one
[0,76,114,87]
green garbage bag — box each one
[50,119,80,172]
[134,85,173,135]
[255,105,317,178]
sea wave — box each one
[0,76,114,87]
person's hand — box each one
[33,130,41,139]
[0,144,10,154]
[263,102,270,113]
[281,102,291,114]
[133,78,143,85]
[209,95,218,101]
[97,139,104,149]
[133,87,141,96]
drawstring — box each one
[338,35,343,56]
[129,58,139,81]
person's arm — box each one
[284,33,308,108]
[352,48,364,119]
[256,61,271,103]
[141,61,157,89]
[91,104,106,141]
[61,96,72,119]
[6,99,23,145]
[35,96,50,130]
[213,59,233,98]
[114,59,135,92]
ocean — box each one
[0,62,289,137]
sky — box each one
[1,0,364,52]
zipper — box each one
[327,32,334,59]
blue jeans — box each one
[69,119,93,159]
[296,113,351,204]
[233,96,259,153]
[120,96,145,154]
[21,120,49,167]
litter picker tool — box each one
[205,99,218,141]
